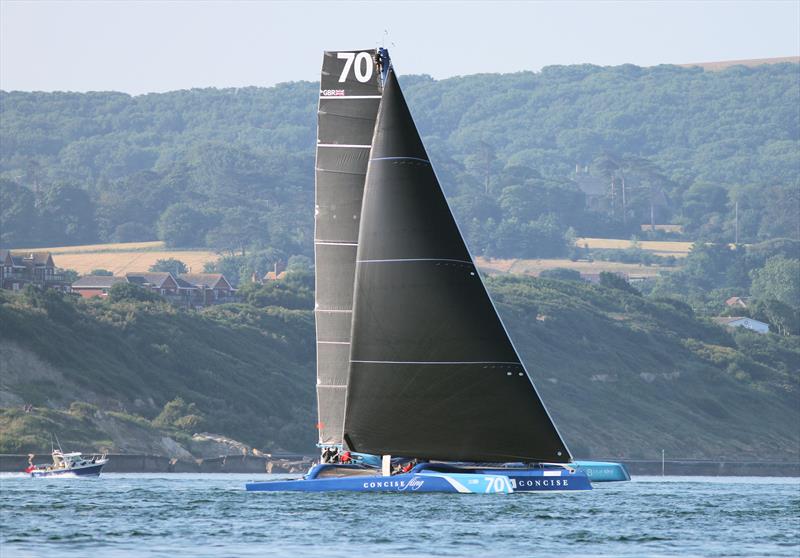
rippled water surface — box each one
[1,474,798,557]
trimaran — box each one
[247,49,627,494]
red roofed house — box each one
[179,273,235,305]
[725,296,749,309]
[70,275,126,298]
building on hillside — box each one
[178,273,236,305]
[261,261,287,282]
[712,316,769,334]
[264,270,287,281]
[70,271,236,307]
[0,250,70,292]
[70,275,126,298]
[725,296,750,309]
[125,272,179,296]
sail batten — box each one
[342,68,572,463]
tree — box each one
[57,268,79,284]
[750,298,799,336]
[38,184,97,245]
[539,268,583,281]
[153,397,205,432]
[89,269,113,276]
[599,271,641,296]
[750,256,800,307]
[149,258,188,275]
[758,184,800,241]
[107,282,162,303]
[157,203,209,248]
[0,179,36,246]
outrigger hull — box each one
[573,461,631,482]
[246,463,591,493]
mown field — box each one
[22,238,694,277]
[14,241,219,275]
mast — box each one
[314,49,386,447]
[342,69,572,463]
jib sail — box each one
[342,68,572,463]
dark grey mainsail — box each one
[315,50,384,446]
[342,69,572,463]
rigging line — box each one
[357,258,473,265]
[370,156,430,163]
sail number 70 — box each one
[484,476,512,493]
[337,52,373,83]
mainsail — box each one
[314,50,385,446]
[342,68,572,463]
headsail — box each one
[314,50,385,446]
[342,69,572,463]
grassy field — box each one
[13,241,219,275]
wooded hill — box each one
[2,62,798,261]
[1,275,797,461]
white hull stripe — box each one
[351,360,520,365]
[358,258,473,265]
[316,241,358,246]
[318,341,351,345]
[315,309,353,313]
[440,475,472,494]
[371,156,430,164]
[317,144,372,148]
[317,385,347,389]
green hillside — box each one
[0,286,315,454]
[1,278,797,461]
[2,62,797,262]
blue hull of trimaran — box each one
[572,461,631,482]
[246,463,591,493]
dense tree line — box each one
[1,62,798,259]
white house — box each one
[712,316,770,334]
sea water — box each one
[0,474,797,557]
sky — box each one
[1,0,798,95]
